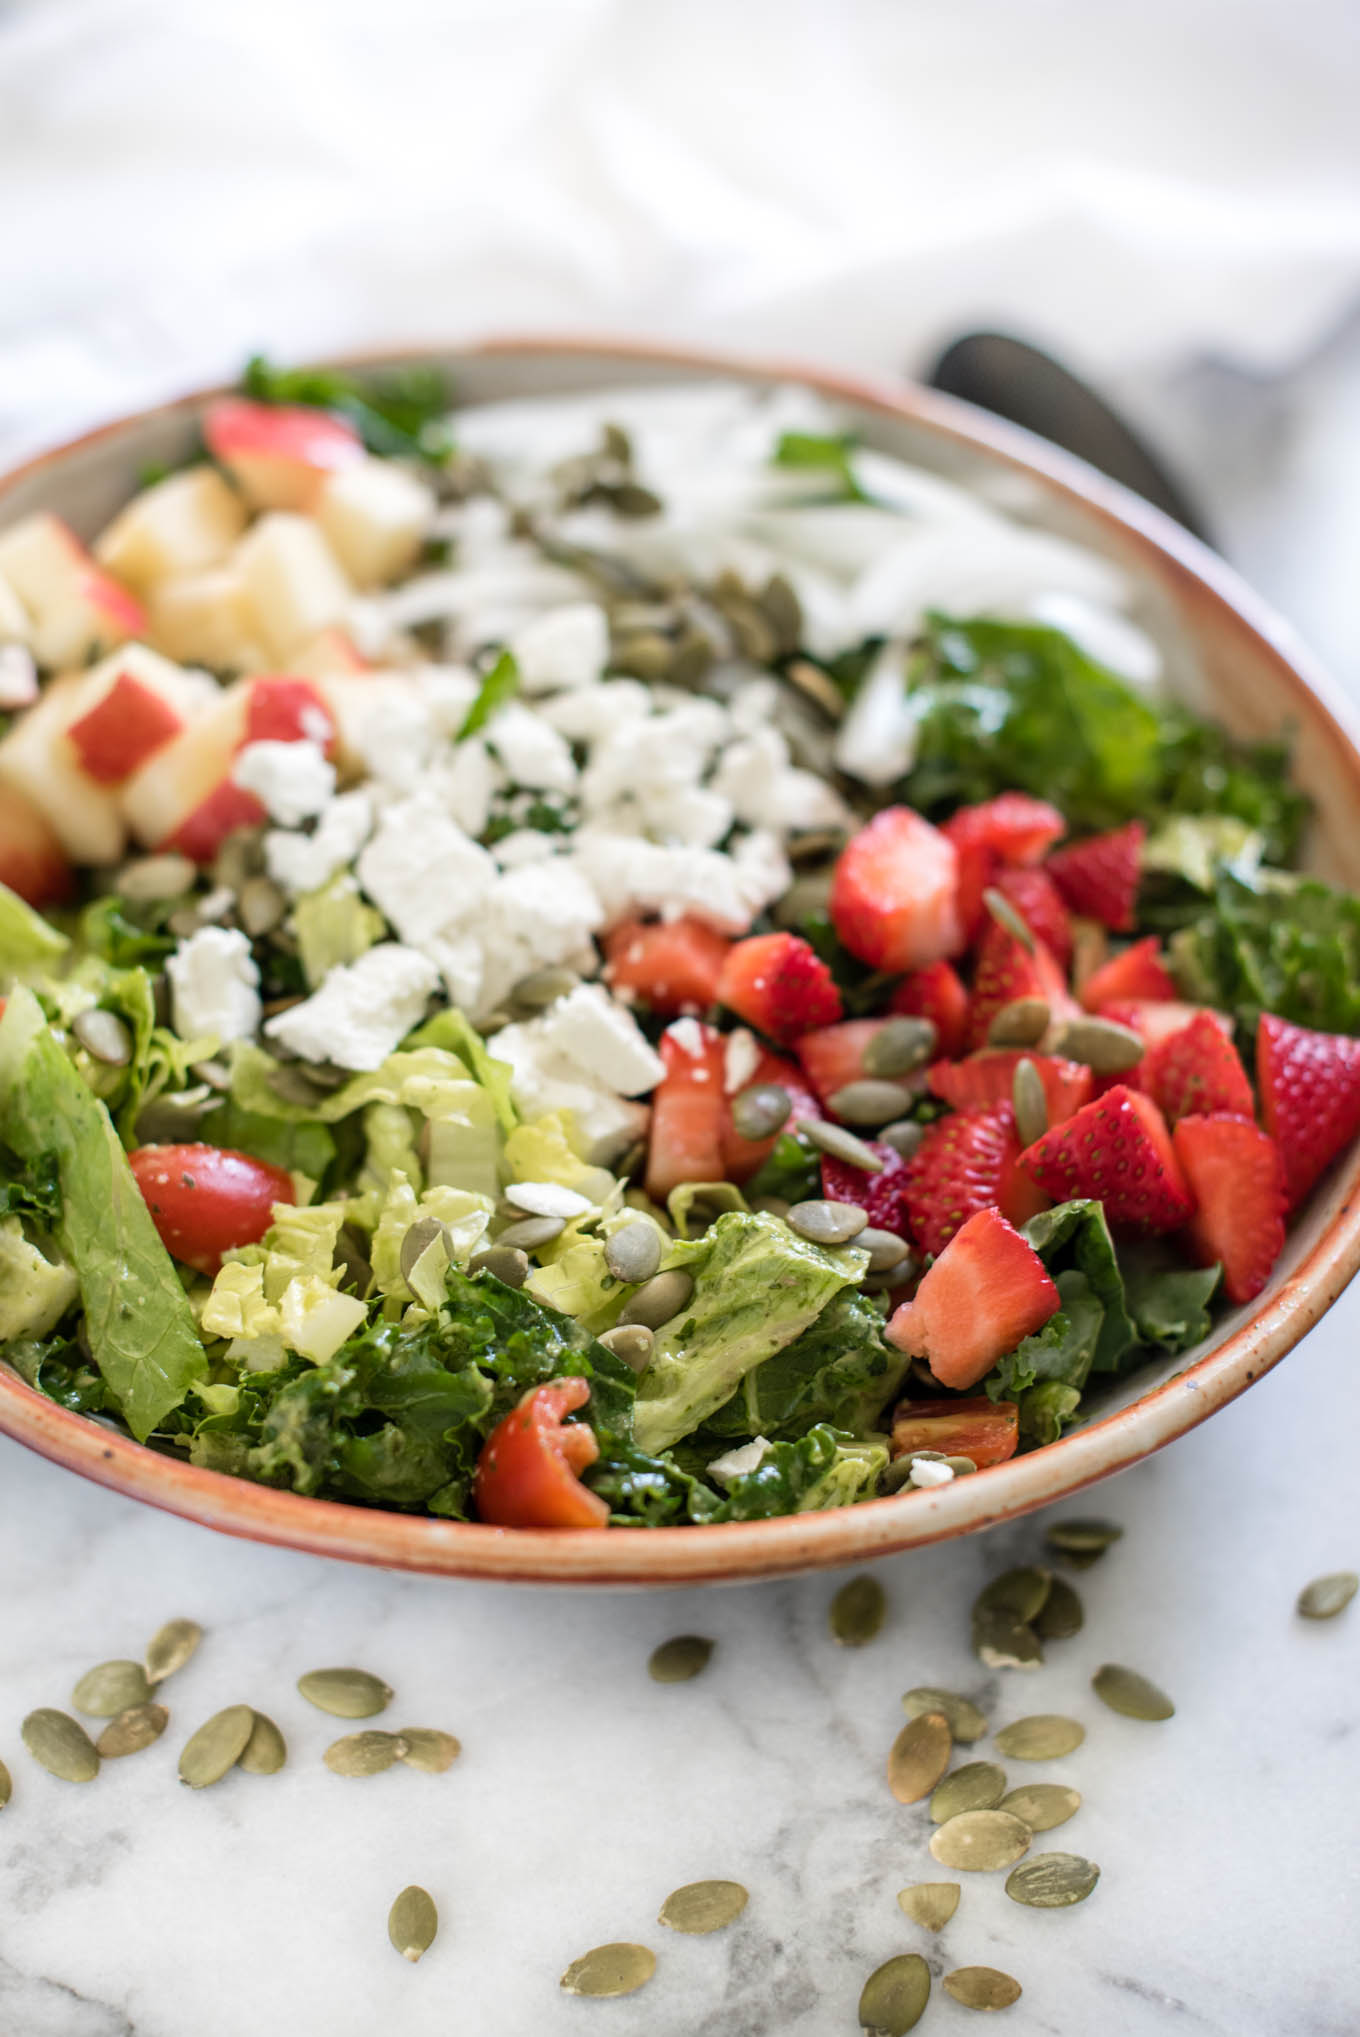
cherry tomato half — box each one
[128,1143,295,1276]
[474,1377,609,1530]
[889,1395,1020,1468]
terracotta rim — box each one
[3,333,1359,1587]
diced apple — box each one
[169,778,266,863]
[146,567,267,671]
[0,513,145,668]
[234,513,351,661]
[290,627,370,677]
[244,674,335,753]
[120,682,251,848]
[94,466,247,592]
[68,674,184,784]
[0,673,127,863]
[0,782,73,906]
[316,457,435,587]
[203,398,363,513]
[0,513,87,615]
[0,573,31,646]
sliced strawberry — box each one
[821,1141,914,1240]
[830,807,963,972]
[1173,1111,1286,1304]
[716,932,842,1044]
[891,959,970,1059]
[645,1022,727,1201]
[966,923,1075,1051]
[1144,1012,1254,1125]
[722,1045,821,1184]
[604,916,731,1017]
[889,1395,1020,1467]
[1080,936,1178,1013]
[930,1050,1093,1128]
[244,674,337,755]
[1101,998,1233,1048]
[992,864,1073,967]
[942,793,1065,941]
[795,1019,893,1106]
[1256,1013,1360,1210]
[1046,821,1144,931]
[902,1104,1022,1258]
[886,1207,1061,1391]
[1021,1084,1193,1230]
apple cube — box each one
[0,673,127,863]
[120,681,251,849]
[147,567,267,671]
[234,514,351,662]
[203,398,363,513]
[289,628,370,677]
[316,457,435,587]
[0,573,31,647]
[0,782,73,906]
[0,513,145,668]
[68,674,183,784]
[244,674,336,753]
[169,778,267,863]
[0,513,88,615]
[94,466,247,593]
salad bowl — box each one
[1,336,1358,1586]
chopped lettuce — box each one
[293,874,384,990]
[0,1217,78,1339]
[705,1287,906,1440]
[241,354,454,464]
[0,880,67,972]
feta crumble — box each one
[908,1458,956,1489]
[510,602,609,692]
[356,797,497,946]
[707,1436,773,1487]
[263,943,439,1072]
[265,788,373,896]
[166,925,261,1046]
[232,738,336,826]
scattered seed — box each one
[828,1079,918,1127]
[495,1214,566,1253]
[786,826,846,866]
[944,1967,1023,2011]
[987,997,1049,1048]
[1297,1571,1358,1620]
[598,1325,656,1373]
[796,1117,885,1171]
[561,1942,656,1998]
[117,851,195,901]
[730,1082,794,1146]
[994,1715,1085,1762]
[859,1227,910,1274]
[649,1635,713,1683]
[829,1574,886,1647]
[1005,1852,1100,1909]
[878,1119,924,1160]
[982,888,1036,953]
[1052,1016,1144,1074]
[95,1703,168,1759]
[504,1180,592,1221]
[1045,1518,1122,1558]
[858,1953,931,2035]
[887,1710,953,1805]
[512,965,579,1010]
[998,1782,1081,1833]
[1034,1576,1084,1641]
[972,1609,1044,1671]
[0,1758,10,1808]
[761,573,803,655]
[613,629,674,679]
[896,1882,960,1931]
[930,1761,1008,1823]
[1091,1664,1174,1720]
[238,1711,287,1774]
[929,1809,1032,1873]
[787,1198,868,1245]
[945,1455,978,1476]
[21,1708,100,1783]
[178,1704,255,1788]
[388,1885,438,1963]
[603,1222,663,1285]
[325,1730,408,1777]
[902,1688,987,1743]
[297,1668,394,1719]
[238,875,286,936]
[396,1728,462,1774]
[784,657,844,720]
[658,1879,748,1934]
[976,1567,1053,1624]
[72,1008,133,1067]
[1012,1057,1048,1147]
[667,628,714,687]
[468,1244,529,1287]
[400,1216,454,1288]
[621,1269,695,1330]
[864,1017,937,1079]
[72,1660,151,1717]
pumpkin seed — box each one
[297,1667,394,1719]
[730,1082,793,1144]
[512,965,579,1010]
[976,1566,1052,1624]
[0,1758,10,1808]
[1005,1851,1100,1908]
[930,1761,1007,1823]
[21,1708,100,1783]
[859,1228,911,1274]
[829,1574,886,1646]
[896,1882,960,1931]
[972,1609,1043,1671]
[828,1080,918,1127]
[72,1007,133,1066]
[560,1943,656,1998]
[396,1728,461,1774]
[863,1017,937,1079]
[238,875,286,936]
[495,1214,566,1252]
[761,574,803,656]
[468,1243,529,1287]
[878,1119,924,1160]
[858,1953,931,2035]
[1297,1570,1358,1620]
[887,1710,952,1804]
[649,1635,713,1683]
[95,1703,168,1759]
[1044,1517,1122,1558]
[998,1782,1081,1833]
[117,851,195,901]
[784,657,845,720]
[982,888,1035,953]
[400,1216,454,1287]
[787,826,847,866]
[658,1879,748,1933]
[603,1221,663,1285]
[597,1323,655,1371]
[667,628,714,687]
[238,1711,287,1774]
[325,1730,408,1777]
[901,1688,987,1744]
[72,1660,151,1717]
[1091,1664,1174,1720]
[1052,1016,1144,1074]
[787,1198,868,1246]
[929,1809,1031,1873]
[621,1268,694,1329]
[388,1885,438,1963]
[1011,1057,1048,1147]
[987,997,1049,1048]
[944,1967,1023,2011]
[945,1455,978,1476]
[994,1715,1085,1762]
[178,1704,255,1788]
[1034,1576,1084,1641]
[796,1117,886,1171]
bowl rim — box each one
[3,330,1360,1587]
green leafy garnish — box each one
[458,651,520,741]
[241,354,453,465]
[1171,867,1360,1035]
[772,431,867,503]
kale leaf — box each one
[1171,868,1360,1036]
[241,355,453,465]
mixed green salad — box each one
[0,361,1357,1530]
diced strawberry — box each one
[1046,821,1144,931]
[1173,1112,1286,1304]
[999,1138,1051,1228]
[1101,999,1233,1048]
[604,917,731,1017]
[891,959,969,1059]
[942,793,1066,941]
[821,1141,914,1240]
[1256,1013,1360,1210]
[795,1019,892,1107]
[67,674,183,785]
[1079,935,1178,1013]
[1021,1084,1194,1230]
[244,675,336,755]
[889,1395,1020,1468]
[716,932,841,1044]
[966,924,1075,1051]
[991,865,1073,966]
[830,807,963,972]
[1144,1012,1254,1125]
[902,1103,1022,1258]
[645,1022,727,1201]
[168,778,267,863]
[886,1207,1061,1391]
[930,1050,1093,1128]
[722,1046,821,1184]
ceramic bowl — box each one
[2,337,1358,1586]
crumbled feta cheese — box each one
[579,699,727,813]
[503,1180,594,1220]
[539,679,652,743]
[414,663,481,735]
[264,943,439,1071]
[707,1436,773,1487]
[510,602,609,693]
[908,1458,955,1489]
[638,784,734,848]
[492,829,561,870]
[484,700,578,793]
[544,984,664,1095]
[265,788,373,895]
[729,829,793,920]
[426,737,501,838]
[571,833,760,933]
[166,925,261,1045]
[353,689,435,785]
[728,676,779,734]
[487,1019,650,1164]
[666,1017,709,1059]
[194,886,236,923]
[424,928,485,1015]
[496,861,603,963]
[834,641,918,785]
[724,1027,761,1094]
[232,738,336,826]
[713,728,852,835]
[357,797,497,945]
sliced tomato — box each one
[889,1395,1020,1467]
[128,1143,295,1276]
[473,1377,609,1530]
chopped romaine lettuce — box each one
[293,874,384,990]
[0,1217,78,1339]
[0,880,67,971]
[704,1287,905,1440]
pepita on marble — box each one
[388,1884,438,1963]
[21,1708,100,1783]
[971,1607,1043,1672]
[998,1782,1081,1833]
[857,1953,931,2035]
[238,1711,287,1775]
[396,1728,462,1773]
[1091,1663,1174,1721]
[95,1703,168,1759]
[658,1879,748,1934]
[928,1809,1031,1873]
[325,1730,408,1777]
[994,1715,1085,1762]
[559,1943,656,1998]
[901,1687,987,1744]
[895,1882,960,1931]
[1004,1851,1100,1909]
[72,1660,151,1718]
[178,1704,254,1788]
[297,1667,394,1718]
[887,1711,952,1805]
[829,1574,886,1647]
[929,1761,1007,1823]
[648,1635,713,1683]
[1034,1576,1084,1641]
[1044,1517,1123,1559]
[943,1967,1023,2011]
[1296,1570,1358,1620]
[975,1567,1053,1625]
[0,1758,10,1808]
[144,1617,203,1686]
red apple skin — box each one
[244,675,336,754]
[203,399,363,510]
[78,567,147,637]
[168,779,266,863]
[0,784,75,906]
[67,673,184,784]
